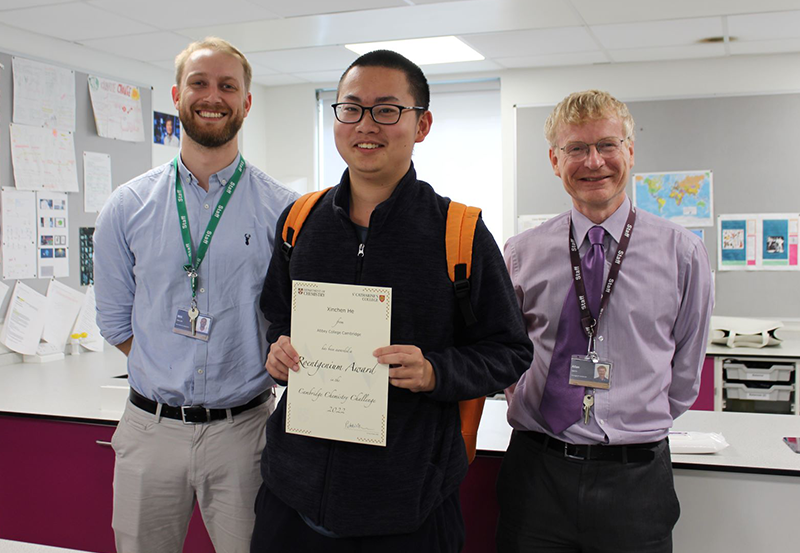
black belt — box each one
[519,431,663,463]
[129,388,271,424]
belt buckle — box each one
[181,406,211,424]
[564,443,588,460]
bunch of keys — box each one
[188,301,199,336]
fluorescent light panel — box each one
[345,36,484,65]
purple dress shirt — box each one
[504,196,714,445]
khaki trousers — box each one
[111,395,274,553]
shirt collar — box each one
[176,153,243,189]
[570,195,631,245]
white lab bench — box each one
[1,348,799,553]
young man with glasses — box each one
[250,50,532,552]
[497,90,713,553]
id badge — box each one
[569,355,612,390]
[173,308,213,341]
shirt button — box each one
[220,178,227,185]
[199,288,205,293]
[198,369,204,374]
[597,336,604,341]
[204,203,210,209]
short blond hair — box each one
[174,37,252,93]
[544,90,634,147]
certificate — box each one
[287,280,392,446]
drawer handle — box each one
[96,440,113,447]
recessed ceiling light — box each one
[345,36,484,65]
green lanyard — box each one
[174,156,245,309]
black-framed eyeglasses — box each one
[559,137,629,160]
[332,102,426,125]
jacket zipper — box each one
[356,242,366,283]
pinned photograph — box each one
[154,111,181,147]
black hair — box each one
[338,50,430,110]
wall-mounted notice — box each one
[12,56,76,131]
[9,123,79,192]
[517,214,558,234]
[36,191,69,278]
[1,188,37,279]
[0,281,47,355]
[87,75,145,142]
[633,170,713,227]
[79,227,94,286]
[83,151,112,212]
[718,214,799,271]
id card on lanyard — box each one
[171,156,245,340]
[567,207,636,392]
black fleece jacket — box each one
[258,164,532,537]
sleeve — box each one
[668,239,715,419]
[425,219,534,402]
[93,187,136,346]
[259,204,295,385]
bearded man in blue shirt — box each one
[94,37,298,553]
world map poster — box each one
[633,170,713,227]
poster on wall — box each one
[1,188,37,279]
[633,170,713,227]
[9,124,79,192]
[79,227,94,286]
[12,56,76,131]
[154,111,181,147]
[83,151,112,213]
[717,214,799,271]
[36,191,69,278]
[87,75,145,142]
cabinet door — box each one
[0,416,117,552]
[690,356,715,411]
[0,415,216,553]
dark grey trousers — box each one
[496,431,679,553]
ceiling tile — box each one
[290,69,343,84]
[247,0,406,18]
[252,73,310,86]
[420,59,503,75]
[87,0,281,30]
[80,32,193,63]
[247,46,357,73]
[729,38,800,56]
[591,17,723,50]
[179,0,581,52]
[461,27,597,58]
[728,10,800,41]
[609,43,726,63]
[494,51,608,69]
[1,3,156,40]
[0,0,74,10]
[571,0,800,26]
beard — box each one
[179,103,244,149]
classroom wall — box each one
[0,23,273,176]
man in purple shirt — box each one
[497,90,713,553]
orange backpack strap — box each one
[445,201,481,327]
[446,200,485,464]
[281,187,332,261]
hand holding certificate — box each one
[287,281,392,446]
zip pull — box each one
[357,243,365,257]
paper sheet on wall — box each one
[0,281,47,355]
[633,170,714,227]
[36,191,69,278]
[9,123,79,192]
[1,188,37,279]
[41,279,84,348]
[12,57,76,131]
[71,284,103,352]
[87,75,145,142]
[82,151,112,213]
[718,213,800,271]
[517,214,558,234]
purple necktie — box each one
[540,225,606,435]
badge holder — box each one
[568,334,612,390]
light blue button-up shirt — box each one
[94,154,299,408]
